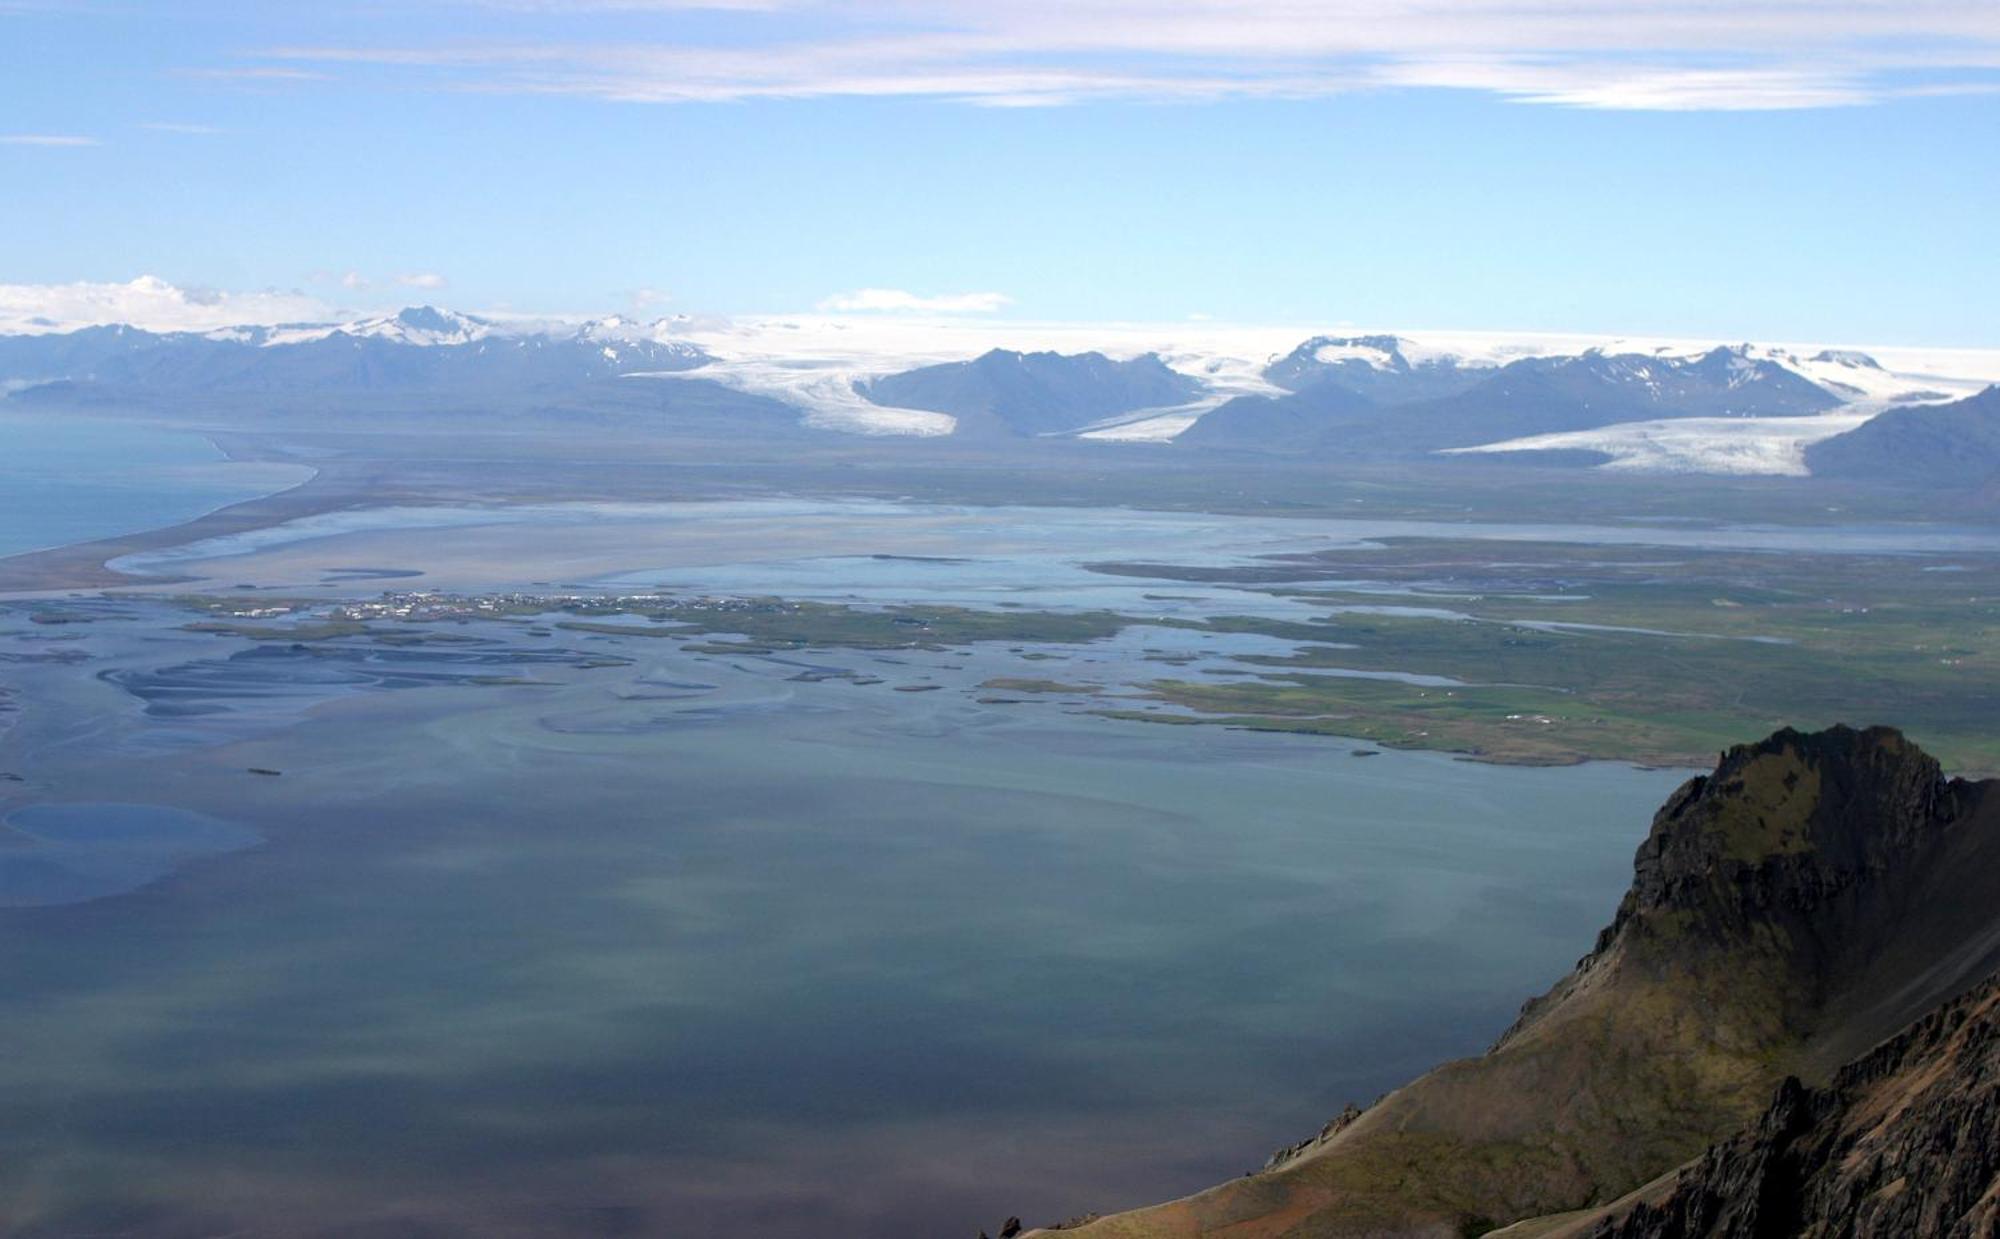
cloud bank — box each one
[247,0,2000,112]
[817,288,1012,313]
[0,277,332,334]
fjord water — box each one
[0,413,310,557]
[0,597,1689,1237]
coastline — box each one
[0,463,346,595]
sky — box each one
[2,1,1997,345]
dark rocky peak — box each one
[394,305,461,332]
[1496,727,1983,1055]
[1810,348,1885,370]
[1629,726,1951,915]
[1588,726,1983,969]
[1271,334,1412,371]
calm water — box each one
[0,802,259,907]
[0,413,311,557]
[0,596,1690,1237]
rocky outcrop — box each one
[1585,972,2000,1238]
[1042,726,2000,1238]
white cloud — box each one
[0,276,331,334]
[1,134,99,147]
[397,272,449,290]
[629,286,672,311]
[252,1,2000,111]
[1374,56,1880,110]
[340,270,372,290]
[817,288,1013,314]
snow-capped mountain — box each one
[254,305,498,348]
[1174,342,1848,457]
[1263,334,1492,403]
[7,302,2000,476]
[0,307,711,397]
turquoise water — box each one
[0,413,311,557]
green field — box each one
[1116,539,2000,774]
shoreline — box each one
[0,464,356,596]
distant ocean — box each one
[0,413,311,557]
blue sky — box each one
[2,1,1997,344]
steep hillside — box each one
[1173,381,1377,452]
[1806,386,2000,487]
[1548,971,2000,1238]
[1040,726,2000,1238]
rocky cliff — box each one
[1038,726,2000,1238]
[1575,971,2000,1238]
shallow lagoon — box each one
[0,589,1691,1236]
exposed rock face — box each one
[1044,726,2000,1238]
[1585,973,2000,1238]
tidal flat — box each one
[111,494,2000,771]
[3,493,1997,1235]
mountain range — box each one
[1,310,1992,480]
[1017,725,2000,1238]
[1181,344,1843,456]
[0,307,709,398]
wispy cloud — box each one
[819,288,1012,313]
[1,133,99,147]
[245,1,2000,112]
[397,272,449,290]
[184,66,332,83]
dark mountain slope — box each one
[1173,381,1377,452]
[1044,726,2000,1238]
[1572,971,2000,1238]
[1806,386,2000,488]
[1340,348,1839,454]
[861,349,1203,437]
